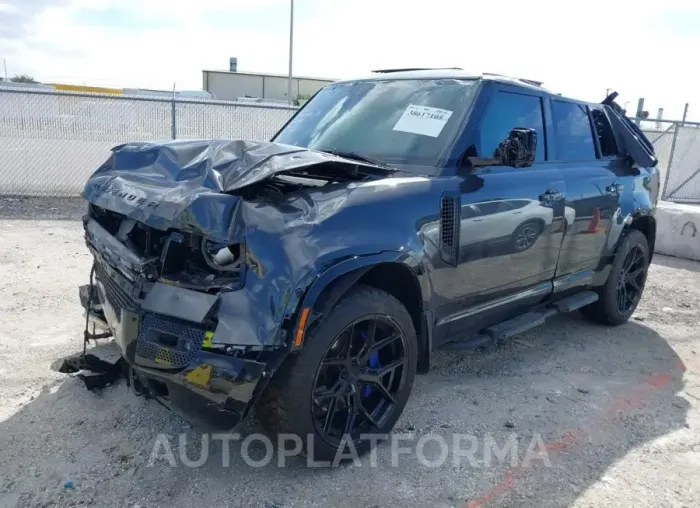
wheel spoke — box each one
[622,250,636,271]
[377,358,405,377]
[626,278,641,292]
[366,333,401,357]
[354,320,377,361]
[626,268,644,280]
[626,266,645,292]
[314,381,341,402]
[366,319,377,346]
[344,395,358,435]
[359,358,405,383]
[342,325,354,360]
[631,250,645,268]
[354,392,380,429]
[364,379,396,404]
[617,283,626,312]
[322,397,338,433]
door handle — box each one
[473,218,484,222]
[539,189,563,203]
[606,183,624,194]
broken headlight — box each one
[200,240,242,273]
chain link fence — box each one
[0,86,296,197]
[639,119,700,204]
[2,85,700,203]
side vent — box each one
[439,195,460,265]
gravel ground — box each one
[0,197,87,221]
[0,219,699,508]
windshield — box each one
[273,78,479,169]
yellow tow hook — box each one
[185,364,213,388]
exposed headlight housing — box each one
[200,240,242,273]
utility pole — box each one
[0,57,7,81]
[634,98,645,125]
[287,0,294,105]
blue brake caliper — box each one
[362,331,380,398]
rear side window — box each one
[478,92,546,162]
[551,101,596,161]
[591,108,619,157]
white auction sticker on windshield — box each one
[392,104,453,138]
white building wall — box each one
[203,71,333,102]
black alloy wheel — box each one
[580,228,650,326]
[616,244,647,314]
[311,316,407,444]
[254,285,417,462]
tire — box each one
[511,219,543,252]
[255,285,418,463]
[580,229,650,326]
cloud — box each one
[0,0,71,39]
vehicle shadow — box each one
[0,316,688,508]
[415,314,689,507]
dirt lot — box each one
[1,217,699,508]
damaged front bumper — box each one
[79,219,286,431]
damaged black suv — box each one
[79,69,659,461]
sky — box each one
[1,0,700,120]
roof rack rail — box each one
[518,78,544,87]
[483,72,544,87]
[371,67,463,73]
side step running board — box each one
[441,290,599,350]
[549,290,599,313]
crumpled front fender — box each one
[208,177,440,351]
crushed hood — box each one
[82,139,394,241]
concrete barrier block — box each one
[655,201,700,261]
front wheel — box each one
[580,229,650,325]
[255,285,417,463]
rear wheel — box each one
[255,285,417,463]
[581,229,650,325]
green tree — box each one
[293,94,311,107]
[10,74,39,84]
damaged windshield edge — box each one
[273,78,479,172]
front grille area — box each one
[135,314,206,369]
[93,259,207,370]
[94,262,139,321]
[88,205,243,290]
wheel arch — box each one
[292,253,433,374]
[628,214,656,261]
[513,216,547,233]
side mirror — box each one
[498,127,537,167]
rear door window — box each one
[551,101,596,161]
[478,91,546,162]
